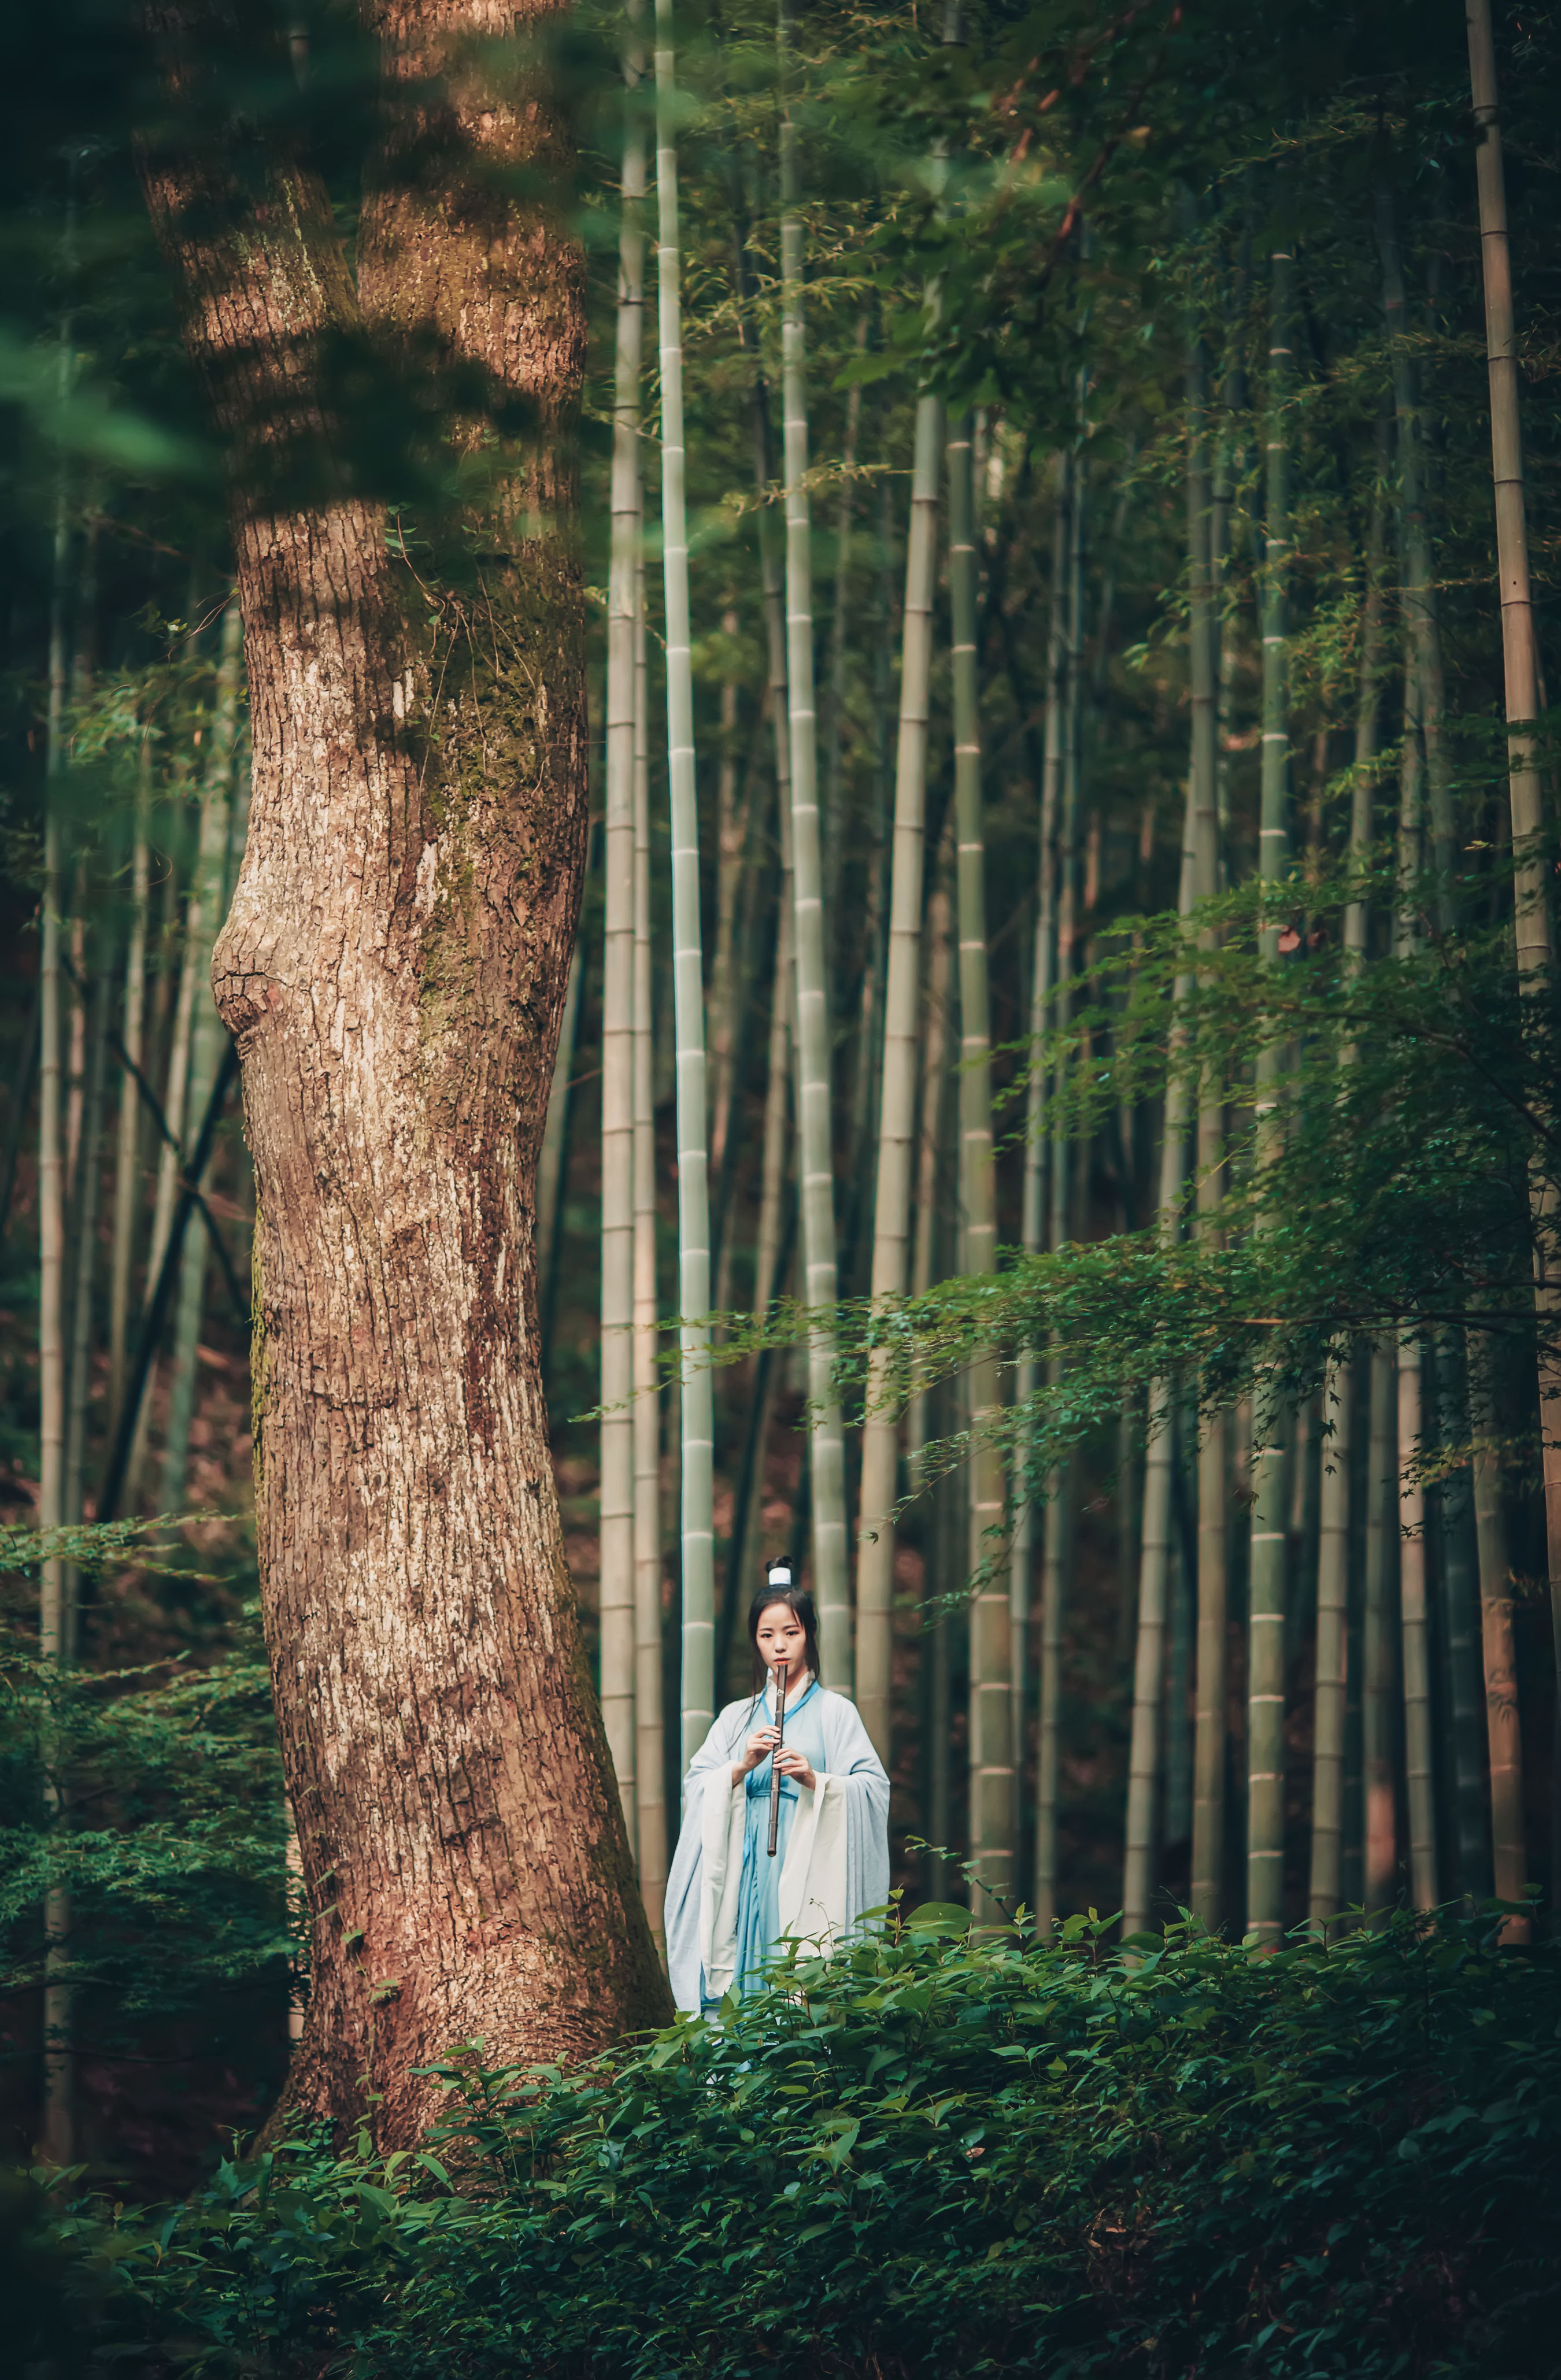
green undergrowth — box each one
[17,1905,1561,2379]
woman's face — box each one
[755,1602,808,1681]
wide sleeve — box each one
[663,1701,749,2016]
[777,1695,890,1956]
[825,1697,892,1934]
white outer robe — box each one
[664,1685,890,2018]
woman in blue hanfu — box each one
[665,1565,890,2018]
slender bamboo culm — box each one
[1245,228,1294,1949]
[39,193,75,2167]
[778,0,851,1679]
[1007,454,1068,1842]
[856,387,941,1761]
[600,43,646,1845]
[632,538,668,1948]
[948,411,1012,1904]
[655,0,716,1761]
[1464,0,1561,1787]
[1125,272,1212,1939]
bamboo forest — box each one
[6,0,1561,2372]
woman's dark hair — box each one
[748,1578,821,1691]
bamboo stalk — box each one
[1008,456,1068,1850]
[753,846,793,1330]
[1188,245,1230,1934]
[145,773,204,1289]
[1123,783,1196,1938]
[39,210,75,2165]
[948,412,1010,1900]
[98,1047,239,1526]
[601,65,646,1846]
[1308,1362,1351,1925]
[1393,647,1438,1913]
[708,612,746,1187]
[915,845,953,1881]
[856,390,941,1762]
[1428,1335,1491,1903]
[631,538,668,1952]
[1375,182,1454,916]
[129,650,210,1505]
[1464,0,1561,1771]
[1363,1346,1398,1916]
[838,482,895,1304]
[160,594,242,1513]
[821,317,867,927]
[536,939,582,1372]
[62,958,112,1637]
[1190,1417,1227,1931]
[1472,1382,1526,1927]
[1164,1504,1194,1844]
[655,0,715,1761]
[1397,1339,1437,1911]
[745,271,794,1348]
[1307,417,1389,1925]
[109,732,151,1427]
[1035,439,1086,1931]
[1245,228,1294,1949]
[907,833,952,1463]
[778,0,850,1678]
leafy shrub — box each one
[0,1528,295,2058]
[45,1905,1561,2378]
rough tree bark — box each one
[140,0,669,2148]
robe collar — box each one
[763,1669,816,1719]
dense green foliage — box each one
[3,0,1561,2292]
[809,835,1558,1494]
[18,1909,1559,2378]
[0,1523,293,2056]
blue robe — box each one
[731,1678,827,2000]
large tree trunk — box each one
[140,0,669,2148]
